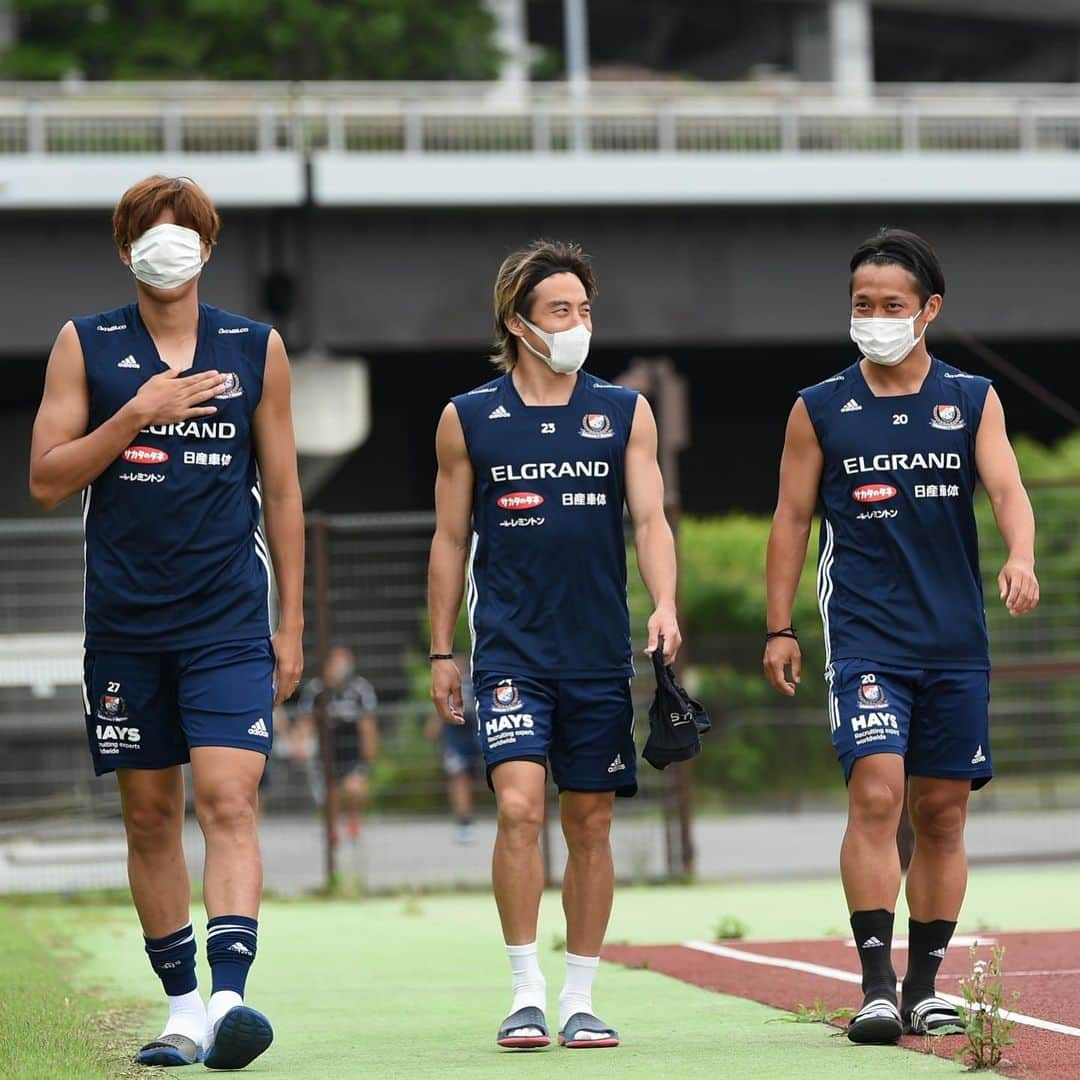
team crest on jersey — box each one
[215,372,244,399]
[580,413,613,439]
[492,679,522,713]
[930,404,964,430]
[857,683,889,708]
[99,693,127,717]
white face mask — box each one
[850,309,926,367]
[518,315,591,375]
[129,223,205,290]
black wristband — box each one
[765,627,798,642]
[429,653,454,661]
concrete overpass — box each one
[1,82,1076,515]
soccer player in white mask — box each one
[30,175,304,1069]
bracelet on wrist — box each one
[765,626,798,642]
[429,653,454,661]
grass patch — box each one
[0,902,148,1078]
[768,999,854,1025]
[714,914,749,940]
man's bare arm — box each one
[975,387,1039,617]
[252,330,305,704]
[624,395,681,663]
[427,404,474,723]
[764,398,823,695]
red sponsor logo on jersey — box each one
[121,445,169,466]
[497,491,544,511]
[852,483,897,503]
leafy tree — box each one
[0,0,500,80]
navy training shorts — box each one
[474,672,637,797]
[827,657,992,788]
[84,638,275,775]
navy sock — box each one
[206,915,258,996]
[850,908,897,1003]
[903,918,957,1003]
[144,923,197,997]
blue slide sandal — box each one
[204,1006,274,1070]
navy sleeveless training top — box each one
[74,302,272,652]
[452,370,638,680]
[799,357,992,672]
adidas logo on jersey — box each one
[861,936,885,949]
[247,718,269,738]
[971,745,986,765]
[840,399,862,413]
[488,405,511,420]
[118,355,140,369]
[227,941,254,956]
[607,754,626,774]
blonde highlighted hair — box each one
[490,239,597,372]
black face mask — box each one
[643,641,710,771]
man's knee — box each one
[561,797,613,853]
[849,769,904,831]
[196,783,258,835]
[910,787,968,850]
[496,788,544,844]
[124,796,183,851]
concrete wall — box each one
[6,203,1080,359]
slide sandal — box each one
[558,1012,620,1049]
[204,1005,274,1070]
[136,1033,203,1067]
[497,1006,551,1049]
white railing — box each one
[2,82,1080,155]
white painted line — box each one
[683,941,1080,1038]
[939,969,1080,980]
[844,935,996,949]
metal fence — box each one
[5,82,1080,155]
[0,479,1076,896]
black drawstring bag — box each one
[643,638,711,770]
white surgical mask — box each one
[129,223,205,290]
[850,309,925,367]
[519,315,591,375]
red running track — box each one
[605,930,1080,1079]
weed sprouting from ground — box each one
[714,915,749,940]
[955,943,1018,1071]
[768,999,854,1025]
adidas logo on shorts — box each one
[840,399,862,413]
[488,405,511,420]
[607,754,626,774]
[247,718,269,738]
[861,936,885,949]
[971,745,986,765]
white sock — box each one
[559,953,600,1030]
[506,942,546,1027]
[207,990,243,1037]
[161,988,207,1046]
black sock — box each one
[850,908,897,1003]
[903,918,956,1004]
